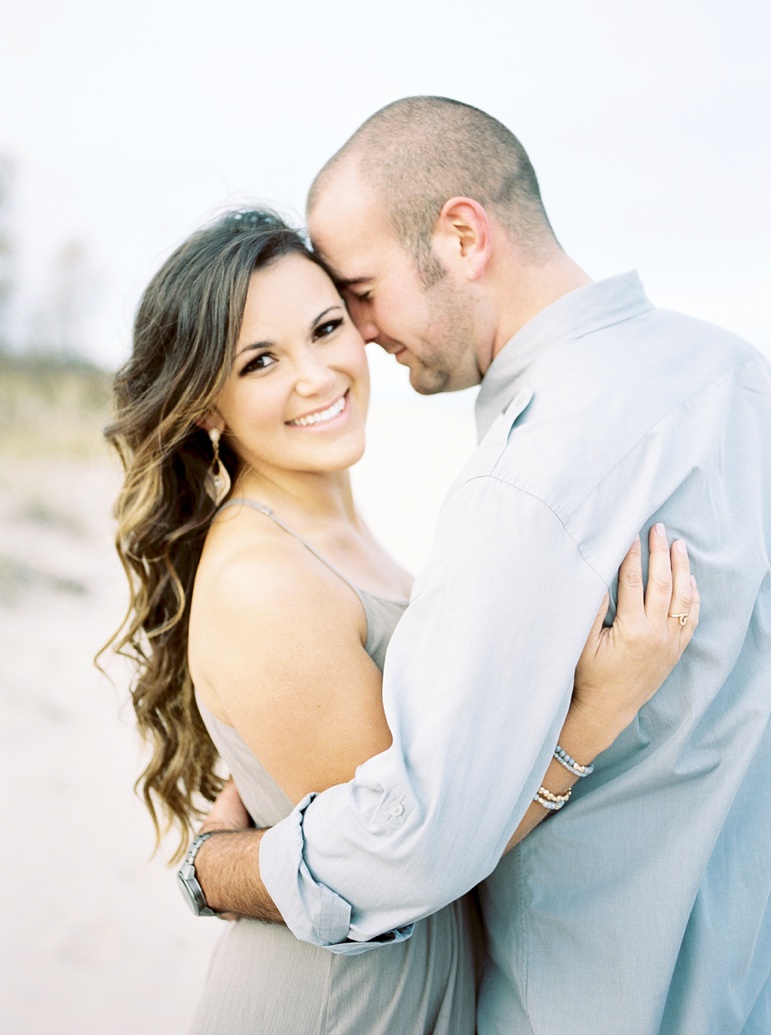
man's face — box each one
[308,169,483,395]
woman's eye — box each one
[239,353,276,376]
[313,317,344,340]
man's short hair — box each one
[309,96,556,285]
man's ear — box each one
[432,197,492,281]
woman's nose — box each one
[294,350,337,396]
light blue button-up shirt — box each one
[260,273,771,1034]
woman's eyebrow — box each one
[309,305,343,328]
[235,305,343,358]
[236,339,273,358]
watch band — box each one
[177,831,220,917]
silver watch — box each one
[177,832,220,917]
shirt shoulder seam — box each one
[445,472,609,588]
[474,349,762,530]
[560,352,761,520]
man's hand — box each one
[196,779,253,921]
[193,779,284,925]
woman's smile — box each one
[287,390,349,429]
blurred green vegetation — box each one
[0,350,113,457]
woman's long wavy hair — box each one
[105,209,322,861]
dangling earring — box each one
[204,427,231,505]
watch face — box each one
[177,869,203,914]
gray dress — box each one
[189,501,477,1035]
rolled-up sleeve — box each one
[260,469,608,949]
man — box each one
[192,98,770,1033]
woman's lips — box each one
[287,391,349,428]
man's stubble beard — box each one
[409,281,481,395]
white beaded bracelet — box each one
[553,744,594,778]
[533,785,572,811]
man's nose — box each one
[346,301,380,344]
[360,322,381,345]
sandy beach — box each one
[0,364,475,1034]
[0,451,224,1034]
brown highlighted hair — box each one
[105,210,320,860]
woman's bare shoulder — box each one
[189,515,367,684]
[187,513,388,802]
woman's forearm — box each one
[503,701,624,853]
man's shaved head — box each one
[308,96,556,284]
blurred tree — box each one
[50,239,93,353]
[29,237,97,355]
[0,157,15,350]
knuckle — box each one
[631,623,659,651]
[625,538,642,559]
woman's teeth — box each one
[289,395,346,427]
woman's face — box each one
[213,253,370,479]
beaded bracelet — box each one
[533,785,572,811]
[553,743,594,778]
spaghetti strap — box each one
[217,498,366,604]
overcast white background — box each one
[1,0,769,390]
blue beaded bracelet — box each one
[553,744,594,778]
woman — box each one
[107,209,698,1034]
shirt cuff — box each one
[260,794,414,954]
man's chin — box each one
[408,368,448,395]
[408,365,479,396]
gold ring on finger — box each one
[668,612,689,626]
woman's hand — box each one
[504,524,700,852]
[571,523,700,753]
[505,524,699,851]
[199,777,252,836]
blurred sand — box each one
[0,452,223,1034]
[0,385,476,1034]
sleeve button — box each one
[388,802,404,817]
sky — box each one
[1,0,769,402]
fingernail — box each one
[675,539,687,554]
[691,575,697,588]
[654,522,666,537]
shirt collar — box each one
[475,271,652,439]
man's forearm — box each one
[195,827,284,923]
